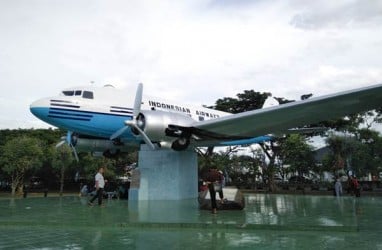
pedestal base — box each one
[129,145,198,200]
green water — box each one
[0,194,381,249]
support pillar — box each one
[129,145,198,200]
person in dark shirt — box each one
[205,167,223,214]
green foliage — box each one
[52,144,74,170]
[351,142,372,177]
[212,97,240,113]
[323,129,382,178]
[274,97,295,104]
[1,135,44,175]
[0,128,63,147]
[51,144,74,195]
[280,134,314,176]
[78,154,120,182]
[321,154,335,173]
[79,153,105,180]
[212,90,271,113]
[352,129,382,177]
[314,111,378,133]
[0,135,44,195]
[324,134,356,171]
[0,129,137,192]
[227,154,260,187]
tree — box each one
[0,136,44,196]
[197,146,236,180]
[52,144,74,196]
[230,154,261,189]
[324,134,356,173]
[79,153,118,185]
[279,134,315,178]
[207,89,299,191]
[211,90,271,113]
[352,129,382,178]
[0,128,65,191]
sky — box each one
[1,0,382,129]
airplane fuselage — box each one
[30,82,382,156]
[30,84,229,147]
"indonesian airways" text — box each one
[148,100,220,118]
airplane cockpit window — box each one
[62,90,74,96]
[83,91,94,99]
[75,90,82,96]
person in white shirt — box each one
[334,177,343,197]
[88,167,105,206]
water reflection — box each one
[1,194,381,249]
[245,194,358,228]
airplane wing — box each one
[190,84,382,140]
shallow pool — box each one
[0,194,381,249]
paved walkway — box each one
[0,194,381,249]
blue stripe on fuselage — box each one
[48,115,91,121]
[32,107,136,139]
[220,135,273,146]
[48,109,93,121]
[49,110,92,118]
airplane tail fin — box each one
[262,96,279,109]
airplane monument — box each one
[30,83,382,200]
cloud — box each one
[290,0,382,30]
[1,0,382,129]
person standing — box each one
[334,177,343,197]
[205,167,223,214]
[88,167,105,207]
[218,170,225,203]
[352,176,361,197]
[347,175,354,195]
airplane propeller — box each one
[110,83,156,150]
[56,131,79,161]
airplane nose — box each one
[30,98,50,119]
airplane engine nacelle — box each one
[136,110,195,150]
[75,138,116,152]
[74,138,135,157]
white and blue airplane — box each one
[30,83,382,158]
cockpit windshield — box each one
[61,90,94,99]
[62,90,75,96]
[83,91,93,99]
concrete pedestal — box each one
[129,145,198,200]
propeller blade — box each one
[55,140,66,148]
[133,83,143,117]
[110,126,129,140]
[70,143,79,162]
[125,120,156,150]
[134,125,156,150]
[111,83,156,150]
[66,131,73,144]
[109,83,143,140]
[55,131,80,161]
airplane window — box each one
[75,90,82,96]
[83,91,94,99]
[62,91,74,96]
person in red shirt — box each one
[352,176,361,197]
